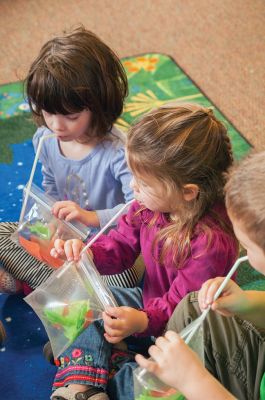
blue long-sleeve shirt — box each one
[33,126,133,229]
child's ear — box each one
[182,184,199,202]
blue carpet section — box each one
[0,293,56,398]
[0,141,55,398]
[0,140,42,222]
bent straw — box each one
[80,199,134,255]
[19,133,56,224]
[180,255,249,344]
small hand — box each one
[136,331,205,391]
[53,201,99,227]
[50,238,85,262]
[136,331,235,399]
[198,277,246,317]
[102,306,148,343]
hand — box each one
[52,201,100,227]
[102,306,148,343]
[198,277,247,317]
[135,331,206,392]
[136,331,236,400]
[50,238,85,262]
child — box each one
[50,103,238,400]
[137,150,265,400]
[0,26,139,293]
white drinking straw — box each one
[80,199,134,255]
[19,133,56,224]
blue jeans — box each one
[53,286,154,400]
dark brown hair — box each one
[225,150,265,253]
[127,103,234,264]
[25,26,128,138]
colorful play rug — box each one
[0,53,263,399]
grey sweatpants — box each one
[168,292,265,400]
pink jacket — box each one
[91,201,238,337]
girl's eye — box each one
[66,115,79,120]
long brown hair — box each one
[25,26,128,138]
[127,103,234,265]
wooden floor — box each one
[0,0,264,149]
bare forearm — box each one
[183,370,236,400]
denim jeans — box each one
[168,291,265,400]
[53,286,154,400]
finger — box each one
[148,344,163,361]
[104,333,124,344]
[198,279,214,309]
[205,278,226,306]
[71,240,83,261]
[64,240,75,261]
[64,239,82,261]
[135,354,158,373]
[50,248,60,258]
[199,278,222,309]
[64,210,79,222]
[52,201,70,217]
[53,239,66,254]
[103,315,123,336]
[164,330,181,343]
[211,296,235,316]
[155,336,169,350]
[104,306,123,319]
[102,312,121,329]
[57,207,72,220]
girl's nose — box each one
[51,115,65,131]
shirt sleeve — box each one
[96,145,134,228]
[32,127,59,199]
[91,201,141,274]
[135,230,238,338]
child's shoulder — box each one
[107,126,127,147]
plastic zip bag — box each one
[24,251,118,358]
[12,183,90,268]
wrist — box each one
[82,210,100,227]
[137,311,148,333]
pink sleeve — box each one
[135,231,238,337]
[91,201,142,275]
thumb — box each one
[105,306,122,318]
[212,296,235,314]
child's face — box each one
[230,215,265,275]
[42,109,93,141]
[130,175,182,214]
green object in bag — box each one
[44,300,94,343]
[29,221,51,239]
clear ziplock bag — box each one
[24,251,118,358]
[133,325,204,400]
[12,183,90,268]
